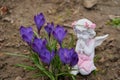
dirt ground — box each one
[0,0,120,80]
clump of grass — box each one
[108,18,120,28]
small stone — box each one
[99,57,105,63]
[108,15,120,20]
[0,38,5,42]
[83,0,97,8]
[2,17,14,23]
[105,63,109,67]
[23,49,30,54]
[15,76,23,80]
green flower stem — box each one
[48,64,53,73]
[35,64,55,80]
[34,31,40,38]
[31,51,55,80]
[4,52,30,58]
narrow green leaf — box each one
[57,72,73,77]
[92,70,98,76]
[15,64,36,71]
[31,52,40,65]
[32,73,46,78]
[47,39,57,51]
[52,40,57,49]
[30,52,55,80]
[34,31,40,38]
[4,52,30,58]
[35,64,55,80]
[71,76,76,80]
[56,72,76,80]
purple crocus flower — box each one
[39,49,55,65]
[34,13,45,34]
[52,25,67,46]
[32,37,47,54]
[69,48,79,66]
[58,48,78,66]
[20,26,34,45]
[44,22,54,38]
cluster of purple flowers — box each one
[20,13,78,66]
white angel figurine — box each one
[70,19,109,75]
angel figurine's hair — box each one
[72,18,96,38]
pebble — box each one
[0,38,5,42]
[83,0,97,8]
[105,63,109,67]
[108,15,120,20]
[15,76,23,80]
[2,17,14,23]
[99,57,106,63]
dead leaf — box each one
[99,57,105,63]
[0,6,8,15]
[23,50,30,54]
[0,53,4,57]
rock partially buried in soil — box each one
[2,17,14,23]
[108,15,120,20]
[83,0,97,8]
[15,76,23,80]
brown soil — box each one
[0,0,120,80]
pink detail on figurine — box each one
[78,53,96,73]
[71,21,77,27]
[84,22,96,29]
[70,18,109,75]
[90,23,96,29]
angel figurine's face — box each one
[73,19,96,40]
[74,26,96,40]
[75,27,88,39]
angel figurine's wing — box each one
[94,34,109,47]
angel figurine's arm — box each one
[75,40,83,53]
[75,39,94,56]
[83,39,95,56]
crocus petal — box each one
[44,22,54,37]
[32,37,47,54]
[39,49,54,65]
[52,25,67,45]
[19,26,34,45]
[40,49,51,64]
[34,13,45,33]
[58,48,78,66]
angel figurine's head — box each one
[72,19,96,40]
